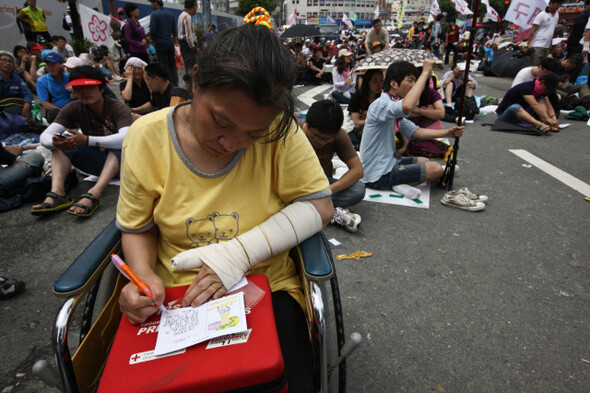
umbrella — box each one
[485,34,512,46]
[351,48,442,75]
[280,24,321,39]
[490,49,529,78]
[497,41,516,49]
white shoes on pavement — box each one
[441,187,488,211]
[332,207,361,232]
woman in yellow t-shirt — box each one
[116,23,333,391]
[17,0,50,42]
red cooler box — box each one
[98,274,287,393]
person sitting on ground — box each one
[303,99,365,233]
[441,62,477,108]
[0,51,33,122]
[120,57,150,114]
[355,39,367,61]
[550,43,565,60]
[0,142,44,211]
[512,57,558,87]
[132,62,173,115]
[347,69,383,149]
[92,45,121,79]
[330,49,356,104]
[291,42,308,86]
[555,53,583,86]
[359,59,464,200]
[13,45,37,91]
[116,23,332,392]
[495,72,561,133]
[52,35,74,59]
[327,40,340,61]
[26,41,44,78]
[36,51,70,124]
[308,46,328,86]
[32,66,133,217]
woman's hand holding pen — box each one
[120,273,165,325]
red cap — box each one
[28,44,44,50]
[66,77,105,87]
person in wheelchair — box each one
[116,22,333,392]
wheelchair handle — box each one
[32,359,62,389]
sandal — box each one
[534,123,551,135]
[67,193,100,217]
[30,192,74,216]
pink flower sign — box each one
[88,14,108,42]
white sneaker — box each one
[441,192,485,211]
[332,207,361,232]
[447,187,488,202]
[392,184,422,200]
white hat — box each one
[124,57,148,68]
[457,62,466,71]
[64,56,84,69]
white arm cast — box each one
[170,201,323,289]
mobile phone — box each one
[55,134,66,138]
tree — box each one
[56,0,117,42]
[235,0,276,17]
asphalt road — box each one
[1,69,589,393]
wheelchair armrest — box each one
[53,219,122,298]
[299,232,333,280]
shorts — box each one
[365,157,427,190]
[63,146,121,177]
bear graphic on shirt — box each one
[186,215,217,247]
[211,211,239,242]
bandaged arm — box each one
[40,122,129,150]
[171,201,323,290]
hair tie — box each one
[244,7,273,31]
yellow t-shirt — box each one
[18,6,47,32]
[116,104,330,306]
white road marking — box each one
[297,85,332,107]
[510,149,590,196]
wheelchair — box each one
[33,219,361,393]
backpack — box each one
[120,23,130,53]
[406,139,452,160]
[62,15,69,30]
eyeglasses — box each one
[0,58,14,64]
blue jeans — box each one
[498,103,537,123]
[329,177,365,208]
[0,151,44,197]
[63,146,121,178]
[365,157,426,190]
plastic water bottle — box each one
[31,102,42,123]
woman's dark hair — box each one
[306,99,343,135]
[13,45,27,59]
[358,69,382,108]
[195,24,296,143]
[335,55,351,74]
[124,2,138,18]
[383,61,419,91]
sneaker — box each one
[332,207,361,232]
[0,276,25,300]
[392,184,422,200]
[440,192,485,211]
[447,187,488,202]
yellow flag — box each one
[397,2,404,30]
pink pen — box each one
[111,254,167,313]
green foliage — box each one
[235,0,276,17]
[70,37,94,56]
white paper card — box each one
[154,292,247,355]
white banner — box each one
[287,8,297,25]
[374,4,380,20]
[505,0,548,29]
[450,0,473,16]
[481,0,502,22]
[429,0,440,22]
[326,14,336,24]
[342,13,353,28]
[79,3,119,46]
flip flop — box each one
[67,193,100,217]
[534,123,551,135]
[30,192,74,216]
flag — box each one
[481,0,502,22]
[450,0,473,15]
[349,11,358,21]
[287,8,297,25]
[342,13,353,28]
[79,4,118,46]
[327,14,336,24]
[505,0,547,29]
[374,4,380,19]
[397,2,404,29]
[430,0,441,21]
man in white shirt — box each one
[512,57,558,87]
[177,0,198,75]
[527,0,564,66]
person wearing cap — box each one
[17,0,50,42]
[330,49,356,104]
[149,0,179,86]
[133,63,173,115]
[413,18,425,50]
[123,3,150,64]
[178,0,198,75]
[51,35,74,59]
[371,41,384,54]
[64,56,84,72]
[32,66,133,217]
[120,57,151,112]
[36,51,71,124]
[527,0,564,66]
[496,72,561,133]
[365,19,389,55]
[441,62,477,108]
[308,46,328,86]
[0,51,33,121]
